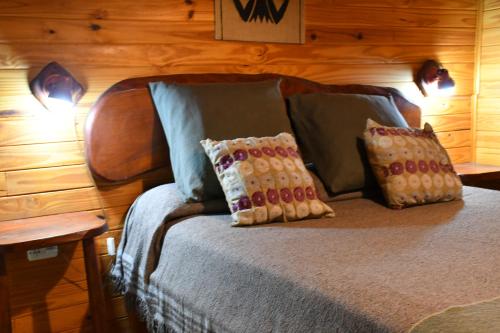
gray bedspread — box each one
[111,185,500,333]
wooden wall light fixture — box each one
[416,60,455,97]
[29,62,85,112]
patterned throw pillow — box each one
[364,119,462,209]
[201,133,335,226]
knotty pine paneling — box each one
[0,43,476,69]
[0,19,477,46]
[477,3,500,165]
[0,0,477,331]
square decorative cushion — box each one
[288,93,408,194]
[363,119,463,209]
[201,133,335,226]
[149,80,292,202]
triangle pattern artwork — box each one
[215,0,304,44]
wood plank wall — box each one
[477,0,500,165]
[0,1,477,332]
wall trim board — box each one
[472,0,485,162]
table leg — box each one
[0,252,12,333]
[83,238,108,333]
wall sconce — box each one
[29,62,84,112]
[416,60,455,97]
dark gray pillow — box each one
[288,93,408,194]
[149,80,292,202]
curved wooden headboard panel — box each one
[85,73,421,183]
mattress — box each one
[112,185,500,333]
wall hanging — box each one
[215,0,305,44]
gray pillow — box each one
[149,80,292,202]
[288,93,408,194]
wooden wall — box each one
[477,0,500,166]
[0,1,477,332]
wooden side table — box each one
[0,211,109,333]
[454,162,500,191]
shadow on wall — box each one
[7,243,91,332]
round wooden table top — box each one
[0,211,108,251]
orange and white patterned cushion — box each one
[364,119,462,209]
[201,133,335,226]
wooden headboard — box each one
[85,73,421,183]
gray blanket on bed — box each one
[110,183,228,299]
[112,185,500,333]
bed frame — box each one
[84,73,421,183]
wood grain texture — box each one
[307,26,475,45]
[0,253,12,333]
[0,173,6,197]
[436,130,471,148]
[477,113,500,131]
[478,94,500,114]
[0,63,475,108]
[477,131,500,148]
[422,96,472,116]
[477,147,500,166]
[307,7,476,28]
[0,0,478,331]
[485,0,500,10]
[0,0,212,21]
[0,1,477,23]
[83,237,108,333]
[0,188,100,222]
[0,210,106,252]
[0,114,76,146]
[480,45,500,63]
[477,4,500,166]
[479,64,500,95]
[481,27,500,46]
[7,249,88,329]
[11,277,88,316]
[5,165,93,196]
[1,213,107,333]
[0,43,475,70]
[12,301,92,333]
[422,113,471,132]
[0,169,167,222]
[483,8,500,28]
[0,142,84,172]
[447,146,473,163]
[315,0,477,9]
[104,205,129,231]
[477,97,500,114]
[0,17,476,46]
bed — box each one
[85,74,500,333]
